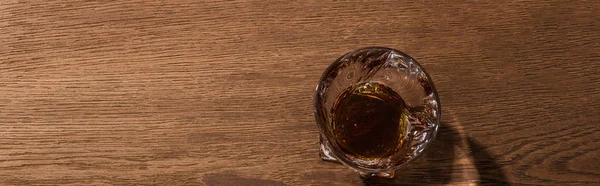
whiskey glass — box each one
[314,47,441,178]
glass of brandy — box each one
[314,47,441,178]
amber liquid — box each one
[330,82,408,160]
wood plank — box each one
[1,1,598,185]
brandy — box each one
[330,81,408,160]
[314,47,440,178]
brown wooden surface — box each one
[1,1,599,185]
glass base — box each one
[319,134,395,178]
[358,170,395,178]
[319,134,340,163]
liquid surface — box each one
[330,82,408,160]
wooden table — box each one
[1,1,598,185]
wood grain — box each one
[1,1,599,185]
